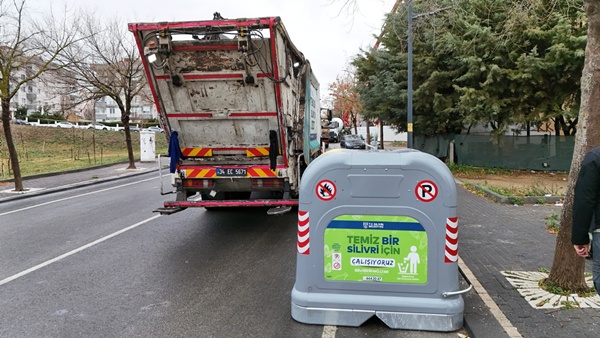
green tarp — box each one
[414,134,574,171]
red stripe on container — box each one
[167,113,213,118]
[229,112,277,117]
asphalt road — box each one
[0,169,464,338]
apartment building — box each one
[9,60,158,123]
[92,89,158,123]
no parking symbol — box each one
[415,180,438,202]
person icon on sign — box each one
[403,246,420,274]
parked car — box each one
[340,134,366,149]
[144,126,164,133]
[13,119,30,125]
[129,125,141,132]
[55,121,75,128]
[329,130,339,143]
[88,123,109,130]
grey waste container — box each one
[291,149,464,331]
[140,130,156,162]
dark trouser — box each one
[592,232,600,295]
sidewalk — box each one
[1,162,595,337]
[0,161,162,202]
[457,183,600,338]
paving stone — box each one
[458,185,600,337]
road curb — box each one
[0,162,133,183]
[454,179,563,205]
[0,166,165,203]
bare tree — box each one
[0,0,81,191]
[546,0,600,292]
[329,71,362,135]
[63,13,146,170]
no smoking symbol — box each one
[316,180,336,201]
[415,180,438,202]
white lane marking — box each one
[0,177,156,217]
[0,214,161,286]
[321,325,337,338]
[458,257,522,338]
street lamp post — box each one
[406,2,452,149]
[407,0,414,149]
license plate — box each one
[216,167,247,176]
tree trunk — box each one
[122,111,136,170]
[547,0,600,292]
[547,183,589,291]
[1,98,24,191]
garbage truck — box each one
[129,14,322,214]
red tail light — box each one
[251,178,284,188]
[183,179,214,188]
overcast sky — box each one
[33,0,396,102]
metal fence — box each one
[414,134,574,171]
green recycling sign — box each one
[324,215,428,284]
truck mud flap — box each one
[267,206,292,215]
[154,207,186,215]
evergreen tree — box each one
[353,0,585,137]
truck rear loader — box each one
[129,14,322,215]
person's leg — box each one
[592,232,600,295]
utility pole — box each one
[373,0,450,149]
[407,0,414,148]
[373,0,403,149]
[373,0,413,148]
[407,2,452,149]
